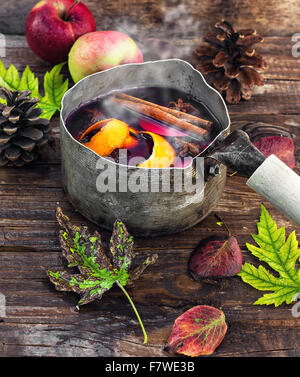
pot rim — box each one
[60,58,231,171]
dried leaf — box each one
[243,122,296,169]
[165,305,227,357]
[189,235,243,280]
[45,207,158,342]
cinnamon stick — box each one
[109,95,212,141]
[114,92,213,129]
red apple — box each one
[25,0,96,63]
[68,31,144,82]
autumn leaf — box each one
[188,215,243,280]
[238,204,300,306]
[0,60,68,120]
[45,207,158,343]
[165,305,227,357]
[189,235,243,279]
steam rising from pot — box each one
[116,0,203,60]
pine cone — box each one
[195,20,268,104]
[0,88,50,167]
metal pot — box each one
[60,59,230,236]
[61,59,300,236]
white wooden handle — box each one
[246,154,300,226]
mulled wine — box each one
[65,87,218,168]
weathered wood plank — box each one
[1,317,300,357]
[0,248,300,356]
[0,0,299,37]
[2,35,300,83]
[1,176,300,250]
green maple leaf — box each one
[45,207,158,343]
[0,61,20,90]
[39,63,69,120]
[0,60,68,120]
[238,204,300,307]
[18,65,40,98]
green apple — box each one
[68,30,143,82]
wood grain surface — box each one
[0,0,299,38]
[0,14,300,356]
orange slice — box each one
[82,119,130,156]
[78,119,114,141]
[138,132,176,168]
[123,127,139,149]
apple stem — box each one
[65,0,80,20]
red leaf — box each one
[188,236,243,280]
[253,136,296,169]
[242,123,296,169]
[165,305,227,356]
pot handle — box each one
[207,130,300,226]
[247,154,300,226]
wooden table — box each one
[0,33,300,357]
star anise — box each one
[168,98,199,116]
[172,137,201,157]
